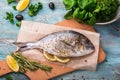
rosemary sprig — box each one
[11,53,52,73]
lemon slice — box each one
[6,55,19,72]
[43,52,56,62]
[16,0,30,11]
[54,56,70,63]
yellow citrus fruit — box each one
[16,0,30,11]
[43,52,56,62]
[54,56,70,63]
[6,55,19,72]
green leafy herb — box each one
[16,21,21,27]
[63,0,98,25]
[63,0,120,25]
[64,10,73,19]
[77,0,96,10]
[11,53,52,73]
[63,0,76,10]
[7,0,16,4]
[28,2,42,17]
[5,12,23,27]
[5,75,13,80]
[12,6,17,11]
[96,0,120,22]
[5,12,14,24]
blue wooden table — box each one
[0,0,120,80]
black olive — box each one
[15,14,24,21]
[49,2,55,10]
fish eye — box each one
[85,39,91,44]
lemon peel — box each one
[54,56,70,63]
[16,0,30,11]
[6,55,19,72]
[43,51,56,62]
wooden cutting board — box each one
[0,20,105,80]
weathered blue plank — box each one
[0,0,120,80]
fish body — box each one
[16,30,95,57]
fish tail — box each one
[13,42,30,52]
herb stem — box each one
[11,53,52,72]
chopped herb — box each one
[12,6,17,11]
[28,2,42,17]
[7,0,16,4]
[11,53,52,73]
[5,12,14,24]
[16,21,21,27]
[5,75,13,80]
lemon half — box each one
[43,51,70,63]
[43,52,56,62]
[54,56,70,63]
[6,55,19,72]
[16,0,30,11]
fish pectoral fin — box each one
[60,40,74,48]
[59,40,76,54]
[35,48,43,53]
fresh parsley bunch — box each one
[5,12,14,24]
[28,2,42,17]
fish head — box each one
[77,38,95,56]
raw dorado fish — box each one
[15,30,95,57]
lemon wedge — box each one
[54,56,70,63]
[6,55,19,72]
[43,52,56,62]
[16,0,30,11]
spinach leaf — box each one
[93,5,101,13]
[73,8,79,19]
[77,0,96,10]
[85,12,96,25]
[78,10,86,20]
[63,0,76,10]
[64,10,73,19]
